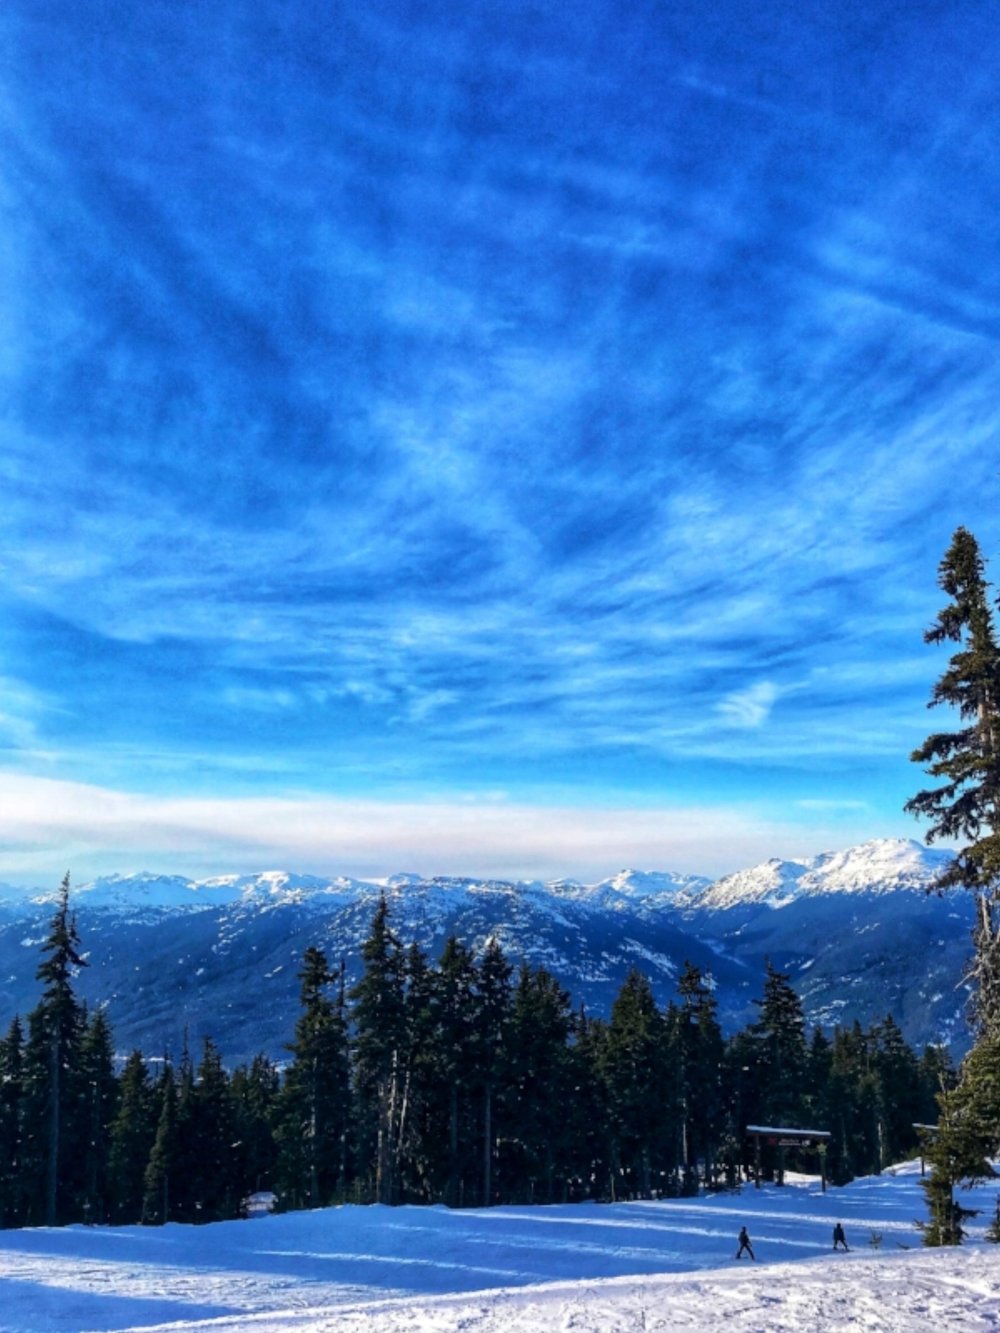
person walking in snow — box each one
[832,1222,849,1252]
[735,1225,755,1260]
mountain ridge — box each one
[2,836,952,913]
[0,837,972,1064]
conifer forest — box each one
[0,876,950,1229]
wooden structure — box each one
[745,1124,832,1191]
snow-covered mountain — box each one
[695,838,952,910]
[54,836,949,915]
[0,838,973,1063]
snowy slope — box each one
[0,1162,997,1332]
[696,838,951,911]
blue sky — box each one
[1,0,999,883]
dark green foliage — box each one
[0,1018,25,1226]
[350,895,408,1203]
[232,1053,281,1199]
[186,1037,240,1222]
[143,1064,179,1224]
[601,969,670,1198]
[501,964,574,1203]
[0,888,946,1226]
[108,1051,157,1223]
[906,526,1000,1033]
[79,1008,118,1223]
[475,938,513,1206]
[274,948,350,1208]
[440,938,480,1206]
[870,1016,923,1170]
[674,962,725,1188]
[907,528,1000,1240]
[23,874,87,1225]
[918,1040,1000,1247]
[751,962,808,1129]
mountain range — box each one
[0,838,974,1064]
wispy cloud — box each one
[716,682,780,730]
[0,1,997,869]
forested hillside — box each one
[0,880,950,1228]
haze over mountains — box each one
[0,838,972,1064]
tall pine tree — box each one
[23,874,87,1225]
[906,526,1000,1032]
[275,948,350,1207]
[350,895,407,1203]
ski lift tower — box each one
[745,1125,832,1191]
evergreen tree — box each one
[917,1044,957,1125]
[601,969,670,1198]
[906,527,1000,1033]
[0,1017,25,1227]
[275,948,350,1207]
[187,1037,239,1221]
[79,1007,118,1223]
[870,1015,922,1170]
[565,1008,611,1202]
[751,964,808,1125]
[108,1051,157,1224]
[501,965,574,1203]
[350,895,407,1203]
[748,963,808,1182]
[394,941,438,1202]
[23,874,87,1224]
[232,1053,281,1200]
[475,938,512,1206]
[919,1040,1000,1248]
[143,1063,179,1224]
[674,962,724,1188]
[720,1031,762,1185]
[430,937,479,1206]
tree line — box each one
[0,877,950,1229]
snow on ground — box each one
[0,1162,998,1332]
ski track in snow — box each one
[0,1163,998,1332]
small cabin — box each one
[243,1190,278,1218]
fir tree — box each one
[79,1007,118,1223]
[601,969,670,1198]
[232,1053,280,1199]
[188,1037,239,1221]
[906,526,1000,1033]
[751,964,808,1127]
[431,937,479,1206]
[275,948,350,1207]
[142,1063,179,1224]
[108,1051,157,1224]
[350,895,407,1203]
[24,874,87,1225]
[502,965,574,1204]
[395,941,438,1202]
[0,1017,25,1227]
[871,1015,922,1170]
[675,962,724,1188]
[475,938,512,1206]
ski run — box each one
[0,1159,998,1332]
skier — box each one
[832,1222,849,1251]
[735,1225,755,1260]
